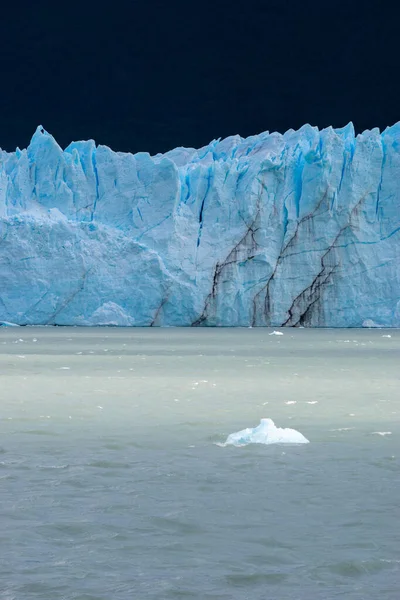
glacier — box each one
[0,123,399,327]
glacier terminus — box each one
[0,124,399,327]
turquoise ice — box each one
[0,124,399,326]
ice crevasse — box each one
[0,123,399,327]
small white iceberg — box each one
[219,418,309,447]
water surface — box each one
[1,328,399,599]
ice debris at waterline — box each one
[219,418,310,446]
[1,124,400,327]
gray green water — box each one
[1,327,399,599]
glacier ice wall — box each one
[0,123,399,327]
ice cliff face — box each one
[0,124,399,327]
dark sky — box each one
[0,0,396,154]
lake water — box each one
[1,327,399,599]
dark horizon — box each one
[0,1,397,155]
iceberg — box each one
[220,418,310,446]
[0,123,400,327]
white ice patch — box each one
[362,319,383,328]
[372,431,392,436]
[219,418,309,447]
[269,330,283,336]
[330,427,355,431]
[86,302,135,327]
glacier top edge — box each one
[1,121,400,169]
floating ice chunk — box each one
[0,321,20,327]
[220,418,309,446]
[372,431,392,436]
[269,331,283,336]
[285,400,297,405]
[382,334,392,338]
